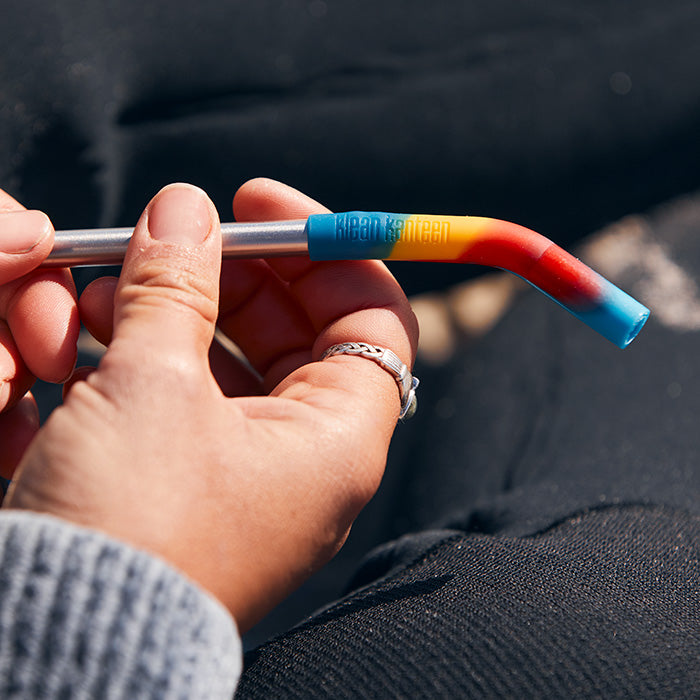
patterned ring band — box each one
[321,342,419,419]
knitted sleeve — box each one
[0,510,241,699]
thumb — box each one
[110,184,221,368]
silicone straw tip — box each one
[575,281,650,348]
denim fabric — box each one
[239,507,700,698]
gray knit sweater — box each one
[0,511,241,698]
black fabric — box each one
[239,508,700,699]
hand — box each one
[0,190,78,479]
[5,180,418,631]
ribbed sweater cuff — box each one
[0,511,241,699]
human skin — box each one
[4,179,418,632]
[0,191,79,477]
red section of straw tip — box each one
[460,219,601,308]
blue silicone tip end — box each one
[568,280,650,348]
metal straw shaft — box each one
[42,220,309,267]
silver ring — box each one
[321,342,419,419]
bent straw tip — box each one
[574,279,650,348]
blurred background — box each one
[2,0,699,647]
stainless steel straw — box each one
[42,220,309,267]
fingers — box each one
[212,179,330,389]
[0,392,40,480]
[1,269,79,383]
[104,184,222,383]
[0,320,34,410]
[232,177,329,221]
[0,191,79,400]
[225,179,416,397]
[231,179,418,416]
[235,180,415,351]
[79,276,118,346]
[271,264,418,443]
[217,258,317,390]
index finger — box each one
[233,179,417,359]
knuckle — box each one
[120,260,219,326]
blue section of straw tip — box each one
[539,276,650,348]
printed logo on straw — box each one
[335,214,450,245]
[334,214,383,241]
[385,216,450,245]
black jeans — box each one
[237,196,700,698]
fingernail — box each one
[0,210,51,254]
[147,184,212,245]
